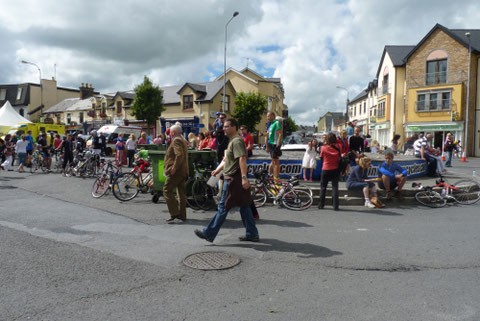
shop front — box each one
[373,122,390,146]
[159,116,201,138]
[405,122,464,150]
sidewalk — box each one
[288,157,480,206]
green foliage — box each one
[232,92,268,134]
[284,116,298,134]
[131,76,165,128]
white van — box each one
[97,125,142,156]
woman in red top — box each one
[318,133,341,210]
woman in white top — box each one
[15,135,29,172]
[302,139,318,181]
[126,134,137,168]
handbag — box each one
[331,145,348,174]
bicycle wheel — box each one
[53,157,63,173]
[30,158,39,173]
[415,191,447,208]
[192,179,217,210]
[293,186,313,197]
[250,185,267,207]
[281,189,313,211]
[91,174,109,198]
[451,179,480,205]
[113,173,140,201]
[186,178,200,210]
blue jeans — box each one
[445,151,452,166]
[202,179,259,241]
[348,181,374,189]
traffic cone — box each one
[461,148,467,162]
[441,151,446,161]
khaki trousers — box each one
[163,174,187,220]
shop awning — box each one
[406,122,463,132]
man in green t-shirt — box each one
[194,118,259,243]
[266,111,283,179]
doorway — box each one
[434,131,444,150]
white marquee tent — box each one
[0,101,31,134]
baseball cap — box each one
[216,112,221,115]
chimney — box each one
[79,82,95,100]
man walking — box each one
[266,112,283,179]
[194,118,259,243]
[163,124,189,224]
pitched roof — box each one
[43,98,79,114]
[162,80,233,105]
[376,45,415,78]
[404,23,480,61]
[349,89,368,104]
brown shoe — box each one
[370,197,385,208]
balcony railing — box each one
[414,99,456,112]
[377,85,390,97]
[409,70,467,88]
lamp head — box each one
[233,11,239,17]
[21,60,28,64]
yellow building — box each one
[404,24,479,155]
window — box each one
[416,90,452,111]
[79,112,84,123]
[102,102,106,115]
[17,88,23,100]
[67,113,72,124]
[0,88,6,100]
[426,59,447,85]
[224,95,230,112]
[19,108,24,116]
[378,100,385,117]
[363,102,366,114]
[116,101,122,114]
[183,95,193,110]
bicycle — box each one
[112,158,152,201]
[188,161,218,210]
[91,160,122,198]
[251,169,313,211]
[412,175,480,208]
[30,150,47,173]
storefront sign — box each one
[375,123,389,130]
[406,123,463,131]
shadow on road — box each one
[338,208,403,216]
[220,238,343,258]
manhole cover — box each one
[183,252,240,270]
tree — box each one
[284,116,298,135]
[131,76,165,133]
[232,92,268,134]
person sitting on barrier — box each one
[377,152,407,199]
[346,156,382,208]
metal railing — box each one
[377,85,390,97]
[409,70,467,88]
[414,99,456,112]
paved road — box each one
[1,158,479,320]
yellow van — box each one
[7,123,66,142]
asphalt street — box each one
[1,157,479,321]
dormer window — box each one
[183,95,193,110]
[16,88,23,100]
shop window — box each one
[183,95,193,110]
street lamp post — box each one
[223,11,239,114]
[336,86,349,123]
[21,60,43,113]
[464,32,472,156]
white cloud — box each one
[1,0,480,124]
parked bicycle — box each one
[187,160,218,210]
[91,160,122,198]
[73,151,101,177]
[251,169,313,210]
[412,175,480,208]
[112,158,152,201]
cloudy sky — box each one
[1,0,479,124]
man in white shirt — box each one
[15,135,29,172]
